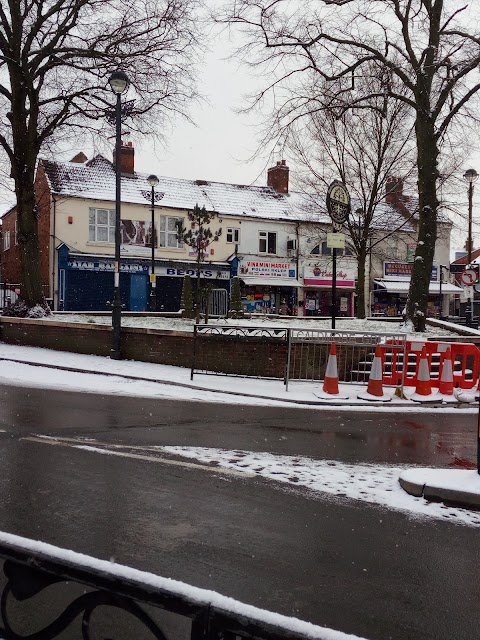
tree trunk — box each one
[8,49,44,308]
[406,112,439,331]
[14,167,44,307]
[356,247,367,319]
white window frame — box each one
[89,208,115,243]
[226,227,240,243]
[3,230,10,251]
[160,216,184,249]
[259,231,277,255]
[14,220,18,245]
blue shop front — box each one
[57,245,230,311]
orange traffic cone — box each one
[358,346,391,402]
[365,346,385,396]
[323,342,340,395]
[415,347,432,396]
[438,348,454,395]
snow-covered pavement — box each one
[0,342,477,411]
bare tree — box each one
[177,204,222,323]
[287,70,417,317]
[217,0,480,330]
[0,0,202,308]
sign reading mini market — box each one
[326,180,351,226]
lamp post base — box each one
[150,291,157,313]
[111,299,122,360]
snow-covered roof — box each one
[41,155,318,222]
[40,153,443,229]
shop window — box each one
[385,236,399,260]
[3,230,10,251]
[89,208,115,243]
[227,228,240,243]
[160,216,184,249]
[259,231,277,254]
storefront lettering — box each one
[67,260,147,273]
[238,259,296,278]
[166,268,213,278]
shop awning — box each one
[374,279,463,294]
[240,277,301,287]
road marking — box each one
[22,437,254,479]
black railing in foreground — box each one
[0,536,343,640]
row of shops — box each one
[56,246,463,315]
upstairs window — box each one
[226,228,240,243]
[89,208,115,243]
[160,216,184,249]
[3,230,10,251]
[259,231,277,254]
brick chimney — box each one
[70,151,87,163]
[113,141,135,175]
[385,176,403,204]
[267,159,289,194]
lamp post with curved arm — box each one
[108,70,129,360]
[147,174,159,311]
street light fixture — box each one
[147,174,159,312]
[108,70,130,360]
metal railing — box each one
[0,283,50,309]
[191,324,289,381]
[0,535,346,640]
[191,325,408,392]
[286,329,408,391]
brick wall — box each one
[0,208,21,283]
[0,164,52,291]
[0,318,288,377]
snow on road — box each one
[160,446,480,527]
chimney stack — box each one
[385,176,403,204]
[267,159,289,194]
[113,141,135,175]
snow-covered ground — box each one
[31,436,480,528]
[47,313,463,337]
[0,342,476,411]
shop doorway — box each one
[129,274,148,311]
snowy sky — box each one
[0,6,479,252]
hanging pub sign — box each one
[326,180,351,227]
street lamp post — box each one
[464,168,480,474]
[108,70,130,360]
[463,168,478,329]
[438,264,448,320]
[147,174,159,312]
[464,168,478,266]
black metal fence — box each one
[191,324,290,381]
[0,283,51,309]
[0,536,347,640]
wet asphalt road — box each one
[0,383,479,639]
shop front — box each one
[57,245,230,312]
[302,260,356,317]
[373,262,462,317]
[237,257,299,314]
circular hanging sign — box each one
[326,180,351,226]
